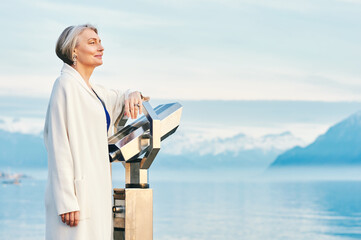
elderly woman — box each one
[43,24,143,239]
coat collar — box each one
[61,63,98,98]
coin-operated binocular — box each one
[108,100,183,240]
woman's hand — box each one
[60,211,80,227]
[124,91,143,119]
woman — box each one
[43,24,143,240]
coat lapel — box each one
[61,63,98,98]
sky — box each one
[1,0,361,101]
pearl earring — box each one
[73,55,77,66]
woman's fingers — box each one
[65,212,70,225]
[69,211,75,226]
[124,99,130,117]
[138,93,143,115]
[74,211,80,226]
[60,211,79,227]
[132,92,143,118]
[125,91,145,119]
[129,97,135,119]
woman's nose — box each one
[98,43,104,52]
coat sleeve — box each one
[44,79,80,216]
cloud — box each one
[1,0,361,101]
[337,0,361,4]
[20,0,181,28]
[147,0,315,11]
[0,74,55,97]
[1,57,361,101]
[0,116,44,135]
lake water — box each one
[1,168,361,240]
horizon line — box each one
[1,95,361,103]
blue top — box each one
[92,89,111,132]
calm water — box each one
[1,168,361,240]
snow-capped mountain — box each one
[162,129,305,156]
[150,129,306,169]
[270,110,361,168]
[0,122,305,169]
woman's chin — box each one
[94,61,103,67]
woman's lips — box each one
[95,55,103,59]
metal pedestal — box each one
[109,101,183,240]
[113,188,153,240]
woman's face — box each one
[74,29,104,69]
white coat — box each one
[43,63,129,240]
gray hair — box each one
[55,24,98,65]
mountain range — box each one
[270,111,361,168]
[0,128,302,169]
[2,110,361,170]
[155,130,304,169]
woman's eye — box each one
[90,42,95,44]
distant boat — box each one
[1,174,21,185]
[2,177,21,185]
